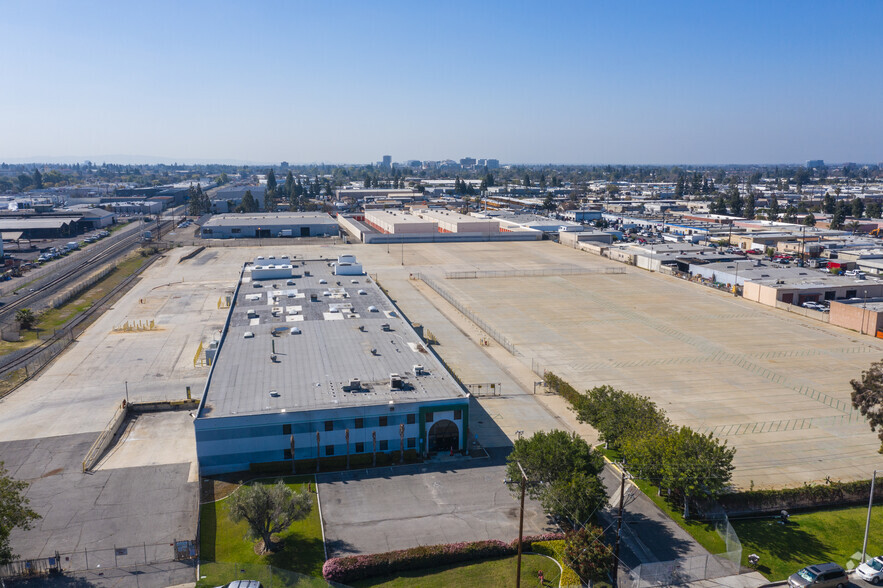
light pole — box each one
[863,470,878,564]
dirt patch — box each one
[40,467,63,478]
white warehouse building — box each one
[194,255,470,475]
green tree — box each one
[0,461,41,564]
[768,195,780,220]
[563,524,614,584]
[853,198,865,219]
[542,193,555,210]
[506,430,606,528]
[823,193,836,214]
[265,169,277,212]
[710,195,727,215]
[726,185,743,216]
[659,427,735,518]
[744,192,756,219]
[14,308,36,331]
[215,172,229,186]
[867,201,882,219]
[227,480,312,552]
[523,173,531,188]
[674,175,685,198]
[782,206,797,224]
[241,190,258,213]
[803,213,816,227]
[606,184,620,197]
[16,173,32,191]
[851,360,883,453]
[830,202,847,230]
[32,169,43,189]
[575,385,670,450]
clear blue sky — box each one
[1,0,881,165]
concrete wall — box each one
[830,301,883,335]
[607,248,636,265]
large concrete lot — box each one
[319,450,556,557]
[351,240,883,488]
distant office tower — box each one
[806,160,825,169]
[381,155,392,169]
[460,157,476,167]
[486,159,500,170]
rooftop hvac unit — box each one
[413,364,424,376]
[304,270,311,276]
[247,309,257,317]
[389,373,404,390]
[290,327,301,334]
[368,306,378,312]
[269,390,280,397]
[244,331,254,338]
[358,290,367,295]
[348,378,361,391]
[381,323,391,331]
[319,279,327,284]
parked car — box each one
[787,563,847,588]
[857,556,883,584]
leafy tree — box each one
[563,524,614,584]
[0,461,41,564]
[523,173,531,188]
[659,427,735,518]
[14,308,36,331]
[726,185,743,216]
[710,195,727,215]
[867,201,882,219]
[851,360,883,453]
[215,172,229,186]
[674,175,685,198]
[782,206,797,224]
[575,385,670,450]
[803,213,816,227]
[830,202,847,230]
[542,193,555,210]
[506,430,606,528]
[265,169,277,211]
[744,192,755,219]
[606,184,620,196]
[16,173,32,191]
[768,195,780,220]
[823,192,836,214]
[241,190,258,213]
[32,169,43,189]
[853,198,865,219]
[188,184,211,216]
[227,480,312,552]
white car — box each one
[857,556,883,584]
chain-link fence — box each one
[197,562,346,587]
[445,266,626,279]
[416,273,518,355]
[619,504,742,588]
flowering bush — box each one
[322,539,514,583]
[510,532,566,550]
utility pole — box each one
[863,470,877,564]
[613,467,627,588]
[515,461,527,588]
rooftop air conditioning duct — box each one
[413,365,424,376]
[389,373,403,390]
[348,378,361,391]
[290,327,301,334]
[381,323,391,331]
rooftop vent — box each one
[413,364,424,376]
[290,327,301,334]
[319,279,327,284]
[368,306,378,312]
[381,323,391,331]
[244,331,254,338]
[358,290,367,295]
[348,378,361,391]
[389,373,404,390]
[269,390,280,397]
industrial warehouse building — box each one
[194,254,470,475]
[338,209,540,243]
[199,212,340,239]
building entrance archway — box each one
[428,419,459,452]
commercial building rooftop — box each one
[199,255,465,419]
[201,212,337,228]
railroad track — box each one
[0,221,171,323]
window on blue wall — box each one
[407,437,416,448]
[425,412,434,423]
[379,440,388,450]
[355,418,364,429]
[379,416,388,427]
[325,445,334,456]
[355,442,364,453]
[407,414,416,424]
[454,410,462,420]
[282,424,291,435]
[284,449,292,459]
[325,420,334,432]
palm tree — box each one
[15,308,35,331]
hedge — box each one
[531,540,582,587]
[717,478,883,516]
[248,449,422,476]
[543,371,583,408]
[322,540,515,584]
[511,532,565,550]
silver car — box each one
[788,563,847,588]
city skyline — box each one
[1,1,881,165]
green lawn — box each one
[351,554,561,588]
[198,475,326,587]
[732,504,883,581]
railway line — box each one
[0,220,170,323]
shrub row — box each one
[249,449,422,476]
[531,540,582,587]
[543,371,583,407]
[719,478,883,515]
[322,539,514,584]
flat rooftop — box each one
[200,257,465,418]
[202,213,337,228]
